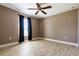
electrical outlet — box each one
[9,37,12,40]
[65,36,67,39]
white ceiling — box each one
[0,3,79,18]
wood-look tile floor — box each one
[0,39,79,56]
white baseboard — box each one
[32,37,42,40]
[42,38,78,47]
[33,37,78,47]
[0,37,78,48]
[0,42,19,48]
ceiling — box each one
[0,3,79,18]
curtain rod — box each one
[17,14,32,18]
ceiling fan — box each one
[27,3,52,15]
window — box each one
[24,18,28,36]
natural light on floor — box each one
[24,19,28,36]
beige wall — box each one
[40,9,78,43]
[77,8,79,47]
[0,5,19,45]
[32,18,40,38]
[0,5,39,45]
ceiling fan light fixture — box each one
[27,3,52,15]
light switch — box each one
[9,37,12,40]
[65,36,67,39]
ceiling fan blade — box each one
[35,11,39,15]
[42,6,52,9]
[27,8,37,10]
[36,3,40,8]
[41,10,47,14]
